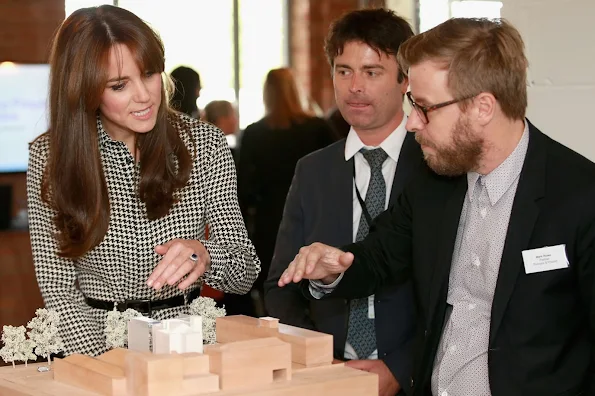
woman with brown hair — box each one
[27,5,260,356]
[235,68,334,315]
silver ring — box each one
[189,253,198,262]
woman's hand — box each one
[147,239,211,291]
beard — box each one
[416,116,483,177]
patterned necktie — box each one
[346,147,388,359]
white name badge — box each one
[522,244,569,274]
[368,295,375,319]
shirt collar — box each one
[467,120,530,205]
[344,115,408,162]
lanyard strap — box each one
[352,159,374,228]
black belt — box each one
[85,288,201,316]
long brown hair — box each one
[263,68,311,129]
[42,5,193,258]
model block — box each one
[96,348,129,369]
[128,317,160,352]
[205,337,292,391]
[215,316,277,343]
[152,317,203,354]
[177,352,220,395]
[277,323,332,367]
[258,316,280,328]
[52,353,126,396]
[216,316,332,367]
[181,374,220,395]
[125,351,184,396]
[180,353,210,376]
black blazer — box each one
[238,116,335,289]
[328,122,595,396]
[265,132,423,394]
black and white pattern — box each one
[27,113,260,357]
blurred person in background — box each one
[170,65,201,118]
[236,67,335,316]
[204,100,239,162]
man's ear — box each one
[400,76,409,95]
[475,92,497,126]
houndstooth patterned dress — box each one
[27,113,261,357]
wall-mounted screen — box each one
[0,63,50,173]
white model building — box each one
[127,316,160,352]
[152,316,203,354]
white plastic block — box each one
[127,316,160,352]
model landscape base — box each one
[0,316,378,395]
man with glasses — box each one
[278,17,595,396]
[265,8,422,396]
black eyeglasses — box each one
[406,91,477,124]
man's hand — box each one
[345,360,401,396]
[277,242,355,287]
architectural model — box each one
[0,315,378,396]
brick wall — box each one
[290,0,386,114]
[502,0,595,161]
[0,0,65,63]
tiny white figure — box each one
[0,325,28,368]
[27,308,64,366]
[127,316,160,352]
[188,296,226,344]
[105,308,142,349]
[152,316,203,354]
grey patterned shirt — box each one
[27,113,260,356]
[431,123,529,396]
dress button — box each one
[410,377,414,388]
[441,391,448,396]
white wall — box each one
[502,0,595,161]
[386,0,417,31]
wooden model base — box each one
[0,316,378,395]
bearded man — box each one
[278,17,595,396]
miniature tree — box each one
[188,296,226,344]
[27,308,64,365]
[0,325,27,368]
[17,338,37,367]
[105,308,142,349]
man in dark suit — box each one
[265,9,421,396]
[278,18,595,396]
